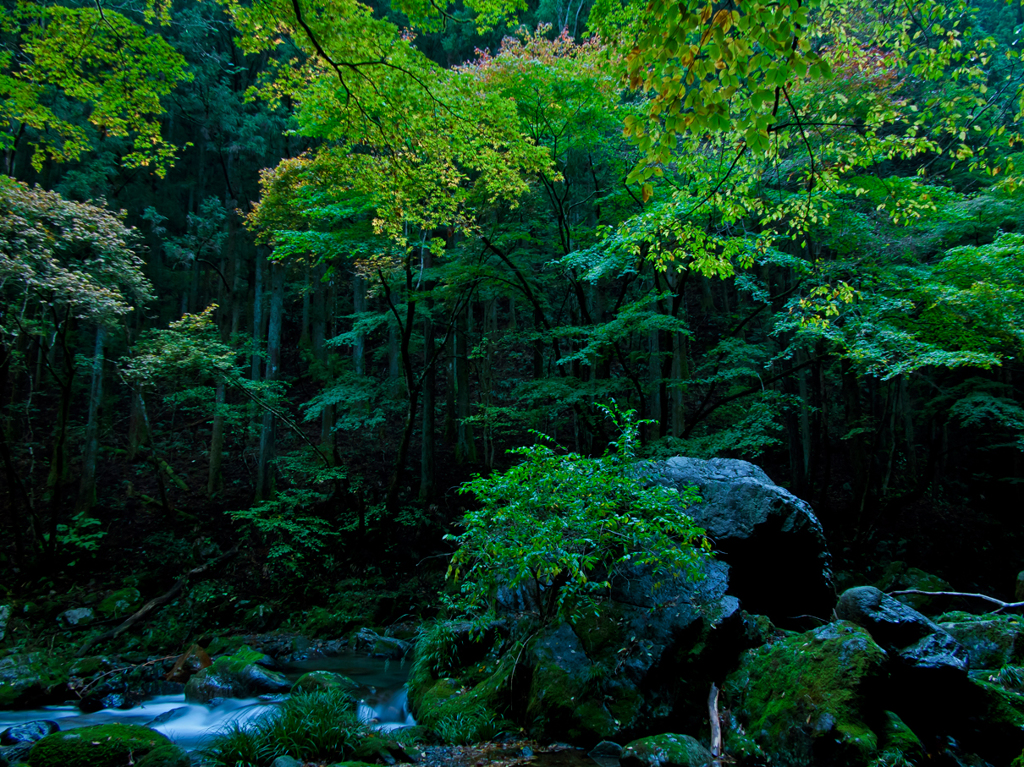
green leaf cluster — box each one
[447,404,711,623]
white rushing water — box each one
[0,653,414,751]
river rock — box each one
[354,628,413,659]
[588,741,623,759]
[0,743,32,767]
[57,608,94,627]
[724,621,889,766]
[620,734,711,767]
[1,720,58,746]
[648,456,835,622]
[291,670,360,695]
[27,723,170,767]
[0,653,68,709]
[837,586,969,674]
[184,645,291,702]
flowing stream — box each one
[0,650,413,751]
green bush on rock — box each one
[449,405,710,624]
[27,724,169,767]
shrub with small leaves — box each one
[448,404,711,623]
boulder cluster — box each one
[407,457,1024,767]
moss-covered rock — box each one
[183,645,290,702]
[133,744,190,767]
[620,734,711,767]
[26,724,169,767]
[291,670,360,695]
[877,711,925,765]
[406,625,516,746]
[0,653,68,709]
[939,614,1024,671]
[97,589,142,619]
[724,621,888,767]
[874,562,952,615]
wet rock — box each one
[0,720,59,746]
[0,742,32,767]
[291,670,360,695]
[588,741,623,759]
[354,628,413,659]
[648,456,835,622]
[620,734,711,767]
[0,605,10,642]
[57,607,94,627]
[270,757,303,767]
[837,586,969,674]
[27,723,170,767]
[724,621,888,767]
[184,645,291,702]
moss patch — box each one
[27,724,169,767]
[97,589,142,619]
[134,744,191,767]
[940,614,1024,671]
[724,621,887,767]
[621,734,711,767]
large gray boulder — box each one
[412,559,749,744]
[649,457,835,621]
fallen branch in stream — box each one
[76,544,240,657]
[887,589,1024,614]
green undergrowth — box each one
[199,688,365,767]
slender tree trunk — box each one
[256,260,285,501]
[353,273,367,376]
[456,303,476,463]
[420,290,435,500]
[128,390,148,460]
[77,326,105,512]
[251,248,267,383]
[208,379,226,496]
[311,265,334,454]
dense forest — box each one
[3,0,1024,752]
